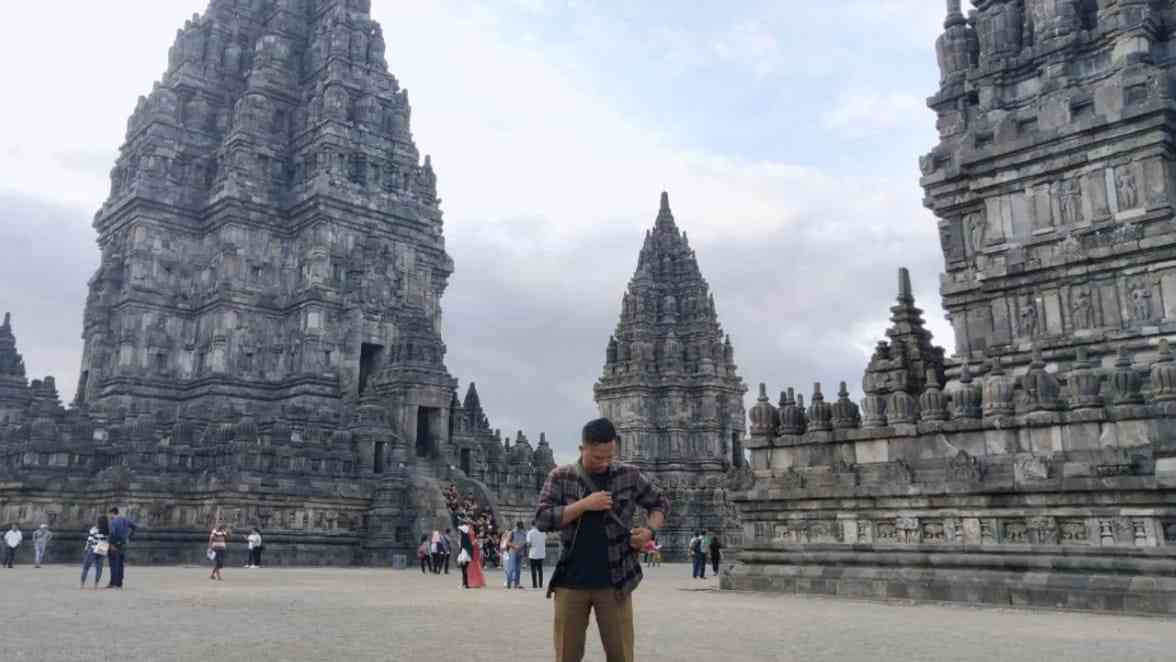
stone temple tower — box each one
[80,0,456,468]
[595,193,748,556]
[924,0,1176,368]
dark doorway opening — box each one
[358,343,384,395]
[460,447,471,475]
[732,432,744,468]
[416,407,439,458]
[374,441,385,474]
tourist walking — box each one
[4,523,22,568]
[106,507,137,589]
[246,528,263,568]
[80,516,109,589]
[33,524,53,567]
[527,520,546,589]
[535,417,670,662]
[208,524,228,581]
[418,534,430,574]
[709,532,723,576]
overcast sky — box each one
[0,1,951,464]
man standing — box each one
[535,417,669,662]
[507,521,527,589]
[106,507,138,589]
[3,524,22,568]
[32,524,52,567]
[526,520,546,589]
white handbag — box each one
[92,541,109,557]
[457,549,471,565]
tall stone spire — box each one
[80,0,457,456]
[595,192,747,556]
[0,313,26,379]
[0,312,31,425]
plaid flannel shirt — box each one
[534,461,670,596]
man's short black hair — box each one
[582,417,617,445]
[516,520,524,529]
[109,507,119,515]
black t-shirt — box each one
[560,470,613,589]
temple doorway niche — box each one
[732,432,744,468]
[358,343,385,395]
[374,441,386,474]
[416,406,439,458]
[460,448,471,475]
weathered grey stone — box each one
[594,193,748,557]
[731,1,1176,615]
[0,1,550,564]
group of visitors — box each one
[6,510,136,588]
[206,525,264,581]
[443,484,502,568]
[3,523,53,568]
[417,529,454,575]
[689,529,723,579]
[497,520,547,589]
[6,509,270,588]
[77,507,136,589]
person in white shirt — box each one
[246,528,263,568]
[526,520,547,589]
[4,524,23,568]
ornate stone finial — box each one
[1,312,9,329]
[1067,346,1103,410]
[749,383,779,437]
[919,367,948,421]
[951,362,983,420]
[1021,345,1060,413]
[831,380,862,430]
[808,382,833,431]
[779,385,805,435]
[1110,346,1143,405]
[983,357,1015,417]
[1151,339,1176,402]
[887,389,919,424]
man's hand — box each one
[579,491,613,512]
[629,527,653,551]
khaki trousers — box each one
[553,587,634,662]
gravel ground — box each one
[2,562,1175,661]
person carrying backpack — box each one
[690,531,706,579]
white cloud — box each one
[821,93,928,138]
